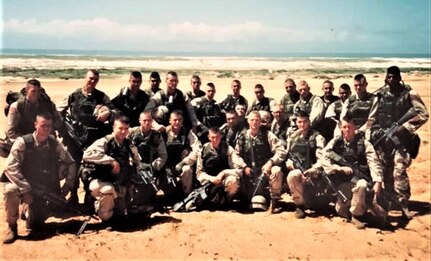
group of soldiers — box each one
[0,66,428,244]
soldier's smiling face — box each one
[340,120,356,141]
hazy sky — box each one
[1,0,430,54]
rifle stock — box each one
[32,185,99,237]
[173,182,212,212]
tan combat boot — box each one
[3,224,18,244]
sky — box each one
[1,0,430,54]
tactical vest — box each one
[237,129,272,169]
[105,135,134,185]
[201,141,229,176]
[375,85,412,129]
[129,128,161,164]
[186,90,205,100]
[250,97,272,113]
[69,88,105,127]
[295,95,317,115]
[17,97,55,135]
[164,128,190,167]
[198,99,225,128]
[221,95,247,112]
[271,120,288,141]
[347,93,375,127]
[281,92,300,116]
[332,100,343,119]
[112,87,149,127]
[332,132,367,169]
[288,130,319,169]
[21,134,59,194]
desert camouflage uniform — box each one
[286,129,326,207]
[3,133,75,228]
[293,94,325,129]
[82,135,141,221]
[322,132,383,218]
[236,129,286,201]
[368,84,429,204]
[196,141,246,198]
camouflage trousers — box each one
[377,146,412,202]
[178,165,194,194]
[89,179,127,221]
[266,166,283,200]
[335,179,368,218]
[4,182,34,225]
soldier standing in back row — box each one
[58,69,115,204]
[111,71,149,127]
[219,80,248,113]
[368,66,429,219]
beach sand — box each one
[0,64,430,260]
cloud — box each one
[4,17,364,46]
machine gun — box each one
[172,182,216,212]
[373,107,418,148]
[32,185,99,237]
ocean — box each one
[1,48,429,59]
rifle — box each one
[373,107,418,148]
[165,167,178,188]
[31,185,99,237]
[136,166,158,193]
[60,113,86,149]
[320,171,348,203]
[287,152,315,187]
[172,182,213,212]
[327,151,389,218]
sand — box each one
[0,68,430,260]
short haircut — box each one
[150,71,161,80]
[167,71,178,78]
[339,83,351,92]
[208,127,221,135]
[207,82,215,88]
[226,110,238,117]
[130,71,142,79]
[341,113,355,124]
[255,84,264,90]
[170,110,183,120]
[27,79,41,88]
[295,110,309,118]
[285,78,296,86]
[139,111,153,120]
[323,80,333,86]
[36,112,53,122]
[114,115,130,125]
[191,75,201,81]
[88,69,99,76]
[248,111,261,118]
[353,74,366,82]
[232,79,241,86]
